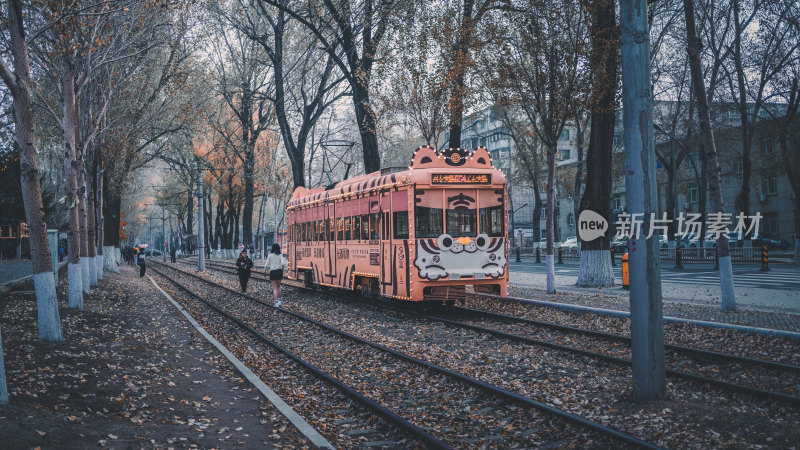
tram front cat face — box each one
[415,234,506,280]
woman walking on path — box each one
[264,244,285,307]
[236,249,254,293]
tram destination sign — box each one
[431,173,492,185]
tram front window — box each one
[480,205,505,237]
[415,189,443,238]
[446,190,477,238]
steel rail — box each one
[186,259,800,375]
[149,265,451,450]
[154,261,662,450]
[417,313,800,407]
[447,305,800,373]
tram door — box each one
[380,192,391,296]
[325,201,336,285]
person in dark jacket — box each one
[236,249,254,293]
[138,250,146,277]
[170,246,176,263]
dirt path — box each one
[0,266,309,449]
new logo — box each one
[578,210,608,242]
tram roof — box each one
[288,146,505,208]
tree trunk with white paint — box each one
[61,54,84,308]
[577,0,617,288]
[684,0,735,311]
[545,142,557,294]
[0,0,63,341]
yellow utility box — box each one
[622,252,629,289]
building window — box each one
[479,137,487,147]
[567,213,575,228]
[728,110,740,119]
[735,161,743,175]
[763,138,776,154]
[490,149,499,160]
[687,184,698,203]
[613,195,623,211]
[762,177,777,195]
[764,212,778,234]
[560,149,571,160]
[559,129,570,141]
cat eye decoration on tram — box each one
[286,146,509,303]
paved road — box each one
[0,260,33,285]
[510,259,800,291]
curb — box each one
[148,276,334,449]
[0,261,68,297]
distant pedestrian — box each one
[264,243,285,307]
[133,247,139,266]
[170,247,176,263]
[58,246,64,261]
[138,251,146,277]
[236,250,254,293]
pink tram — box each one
[286,146,509,303]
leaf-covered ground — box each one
[0,266,309,449]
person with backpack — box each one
[138,250,146,277]
[264,244,285,307]
[235,249,254,293]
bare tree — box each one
[577,0,618,287]
[262,0,406,174]
[685,0,736,310]
[495,0,589,294]
[0,0,63,342]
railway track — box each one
[181,258,800,406]
[154,260,660,448]
[150,264,444,449]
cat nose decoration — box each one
[458,236,472,246]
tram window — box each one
[383,212,390,240]
[393,211,409,239]
[344,217,351,240]
[361,215,370,240]
[370,213,379,240]
[328,218,335,241]
[353,215,361,240]
[415,189,444,238]
[335,218,342,241]
[446,208,477,238]
[305,222,310,242]
[415,207,443,238]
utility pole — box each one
[162,208,167,262]
[620,0,666,401]
[196,159,205,272]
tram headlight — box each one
[489,253,496,261]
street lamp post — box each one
[512,203,528,262]
[196,160,205,272]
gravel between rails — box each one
[181,260,800,449]
[427,309,800,399]
[158,262,628,448]
[487,289,800,365]
[150,269,421,449]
